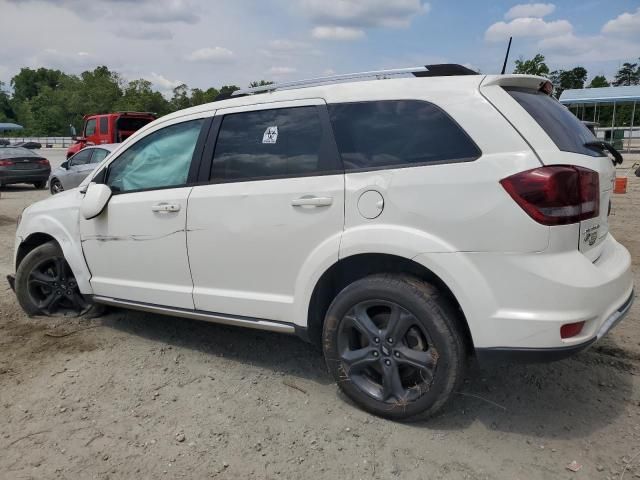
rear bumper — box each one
[415,233,634,352]
[476,289,634,363]
[0,169,50,184]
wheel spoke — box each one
[54,257,66,280]
[341,346,377,373]
[29,270,56,287]
[38,291,62,314]
[67,291,86,313]
[381,362,404,401]
[384,305,413,342]
[344,305,380,342]
[396,346,437,373]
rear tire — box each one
[323,274,466,420]
[33,181,46,189]
[15,242,91,317]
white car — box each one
[8,65,634,420]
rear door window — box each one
[99,117,109,135]
[91,148,110,164]
[328,100,480,171]
[211,106,337,182]
[504,87,603,157]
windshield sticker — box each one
[262,126,278,144]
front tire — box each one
[15,242,90,317]
[323,274,466,420]
[50,178,63,194]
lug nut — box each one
[373,351,379,357]
[394,352,400,358]
[388,337,394,343]
[384,359,391,366]
[374,337,380,343]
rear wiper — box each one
[584,140,623,166]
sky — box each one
[0,0,639,96]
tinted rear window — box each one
[211,106,336,182]
[328,100,480,171]
[504,87,603,157]
[0,147,38,159]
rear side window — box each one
[328,100,480,171]
[99,117,109,134]
[504,87,603,157]
[211,106,335,182]
[91,148,110,164]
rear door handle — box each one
[151,203,181,212]
[291,196,333,207]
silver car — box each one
[49,144,116,194]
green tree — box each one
[10,67,66,102]
[549,67,588,98]
[588,75,610,88]
[218,85,240,97]
[190,87,219,106]
[613,61,639,86]
[513,54,549,76]
[0,81,15,122]
[115,79,171,115]
[170,83,191,110]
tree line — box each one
[513,54,640,127]
[1,58,639,136]
[0,66,273,136]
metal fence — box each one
[0,136,74,148]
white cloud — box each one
[268,39,312,51]
[185,47,234,62]
[268,66,297,76]
[602,7,640,37]
[114,25,173,41]
[485,17,572,42]
[312,26,365,40]
[504,3,555,20]
[147,72,184,96]
[302,0,428,39]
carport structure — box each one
[559,85,640,152]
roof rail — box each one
[232,64,478,96]
[232,66,428,96]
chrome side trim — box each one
[91,295,296,334]
[597,289,634,340]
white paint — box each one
[13,73,633,354]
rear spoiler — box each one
[481,75,554,95]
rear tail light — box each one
[500,166,599,225]
[0,160,14,167]
[560,321,585,339]
[37,159,50,166]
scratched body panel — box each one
[79,186,195,309]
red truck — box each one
[66,112,156,158]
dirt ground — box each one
[0,150,639,480]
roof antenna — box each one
[500,36,512,75]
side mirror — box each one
[81,183,112,220]
[61,161,69,169]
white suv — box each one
[9,65,634,420]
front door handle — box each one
[291,196,333,207]
[151,203,181,213]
